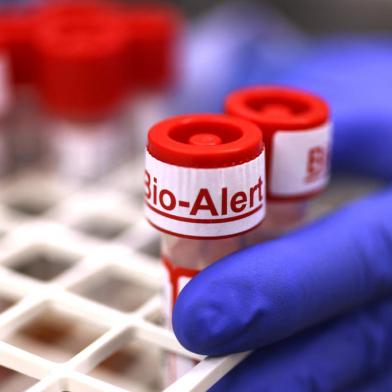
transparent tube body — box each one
[0,52,13,174]
[126,93,170,154]
[259,200,307,241]
[162,234,248,270]
[9,87,42,171]
[160,202,304,382]
[161,225,264,383]
[44,112,130,184]
[0,122,8,175]
[162,222,267,280]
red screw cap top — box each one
[36,1,111,20]
[34,13,128,120]
[123,4,183,89]
[0,8,36,86]
[147,114,263,168]
[225,86,329,131]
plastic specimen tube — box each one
[0,19,13,170]
[225,86,332,239]
[0,7,36,170]
[0,45,11,174]
[122,3,183,90]
[121,3,184,153]
[145,114,266,380]
[33,10,129,183]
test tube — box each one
[0,7,38,170]
[33,11,129,183]
[123,4,184,152]
[0,41,11,174]
[123,4,182,90]
[145,114,266,380]
[36,1,108,20]
[225,86,332,239]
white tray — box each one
[0,158,382,392]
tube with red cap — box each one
[225,86,332,239]
[145,114,266,380]
[33,10,130,182]
[123,4,182,90]
[123,3,183,151]
[0,7,38,170]
[36,1,109,21]
[0,39,11,174]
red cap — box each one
[0,7,36,86]
[225,86,329,131]
[34,12,129,119]
[147,114,263,168]
[123,4,183,89]
[35,0,118,29]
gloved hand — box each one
[172,37,392,391]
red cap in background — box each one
[34,12,129,120]
[36,0,112,21]
[225,86,329,132]
[0,7,36,87]
[0,1,184,103]
[122,4,183,90]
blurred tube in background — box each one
[226,86,332,240]
[121,3,184,152]
[0,52,11,175]
[33,5,130,183]
[0,0,184,182]
[0,0,310,181]
[0,6,39,170]
[0,16,12,174]
[124,4,182,90]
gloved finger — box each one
[276,36,392,180]
[346,365,392,392]
[173,187,392,355]
[209,297,392,392]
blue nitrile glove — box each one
[172,37,392,391]
[276,35,392,180]
[168,2,306,115]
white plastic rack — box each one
[0,158,382,392]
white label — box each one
[269,123,332,197]
[145,151,266,238]
[50,119,128,182]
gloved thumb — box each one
[173,186,392,356]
